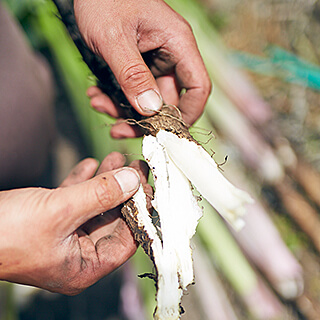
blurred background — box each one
[1,0,320,319]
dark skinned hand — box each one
[0,152,150,295]
[74,0,211,138]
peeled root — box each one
[122,105,253,319]
[156,130,253,230]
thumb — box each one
[100,38,163,116]
[52,167,140,234]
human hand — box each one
[0,152,150,295]
[74,0,211,138]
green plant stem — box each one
[1,283,17,320]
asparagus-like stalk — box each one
[214,159,304,300]
[198,204,287,320]
[166,0,273,126]
[276,179,320,254]
[205,88,284,183]
[231,201,304,299]
[291,158,320,208]
[192,240,240,320]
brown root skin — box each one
[121,105,197,270]
[129,105,197,142]
[121,200,155,264]
[138,272,157,283]
[121,105,199,317]
[121,199,160,290]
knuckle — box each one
[180,19,193,35]
[173,12,193,34]
[177,16,195,42]
[94,177,118,210]
[203,76,213,97]
[197,72,212,101]
[119,62,151,91]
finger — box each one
[110,121,143,139]
[98,31,163,116]
[174,44,212,126]
[86,86,102,98]
[94,218,137,275]
[129,160,153,212]
[60,158,99,187]
[52,167,140,233]
[81,160,150,243]
[96,152,126,175]
[156,75,180,106]
[76,212,137,281]
[80,207,121,243]
[129,160,149,185]
[89,90,124,118]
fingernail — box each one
[136,89,163,114]
[276,278,304,299]
[114,168,140,194]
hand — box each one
[74,0,211,138]
[0,152,150,295]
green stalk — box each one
[0,283,17,320]
[131,249,157,320]
[192,239,240,320]
[198,201,257,296]
[191,115,287,318]
[205,88,284,183]
[31,1,143,161]
[34,1,108,159]
[198,202,286,319]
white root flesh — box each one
[131,185,163,260]
[127,129,253,320]
[142,134,202,320]
[156,130,253,230]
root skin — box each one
[134,105,197,143]
[121,200,155,264]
